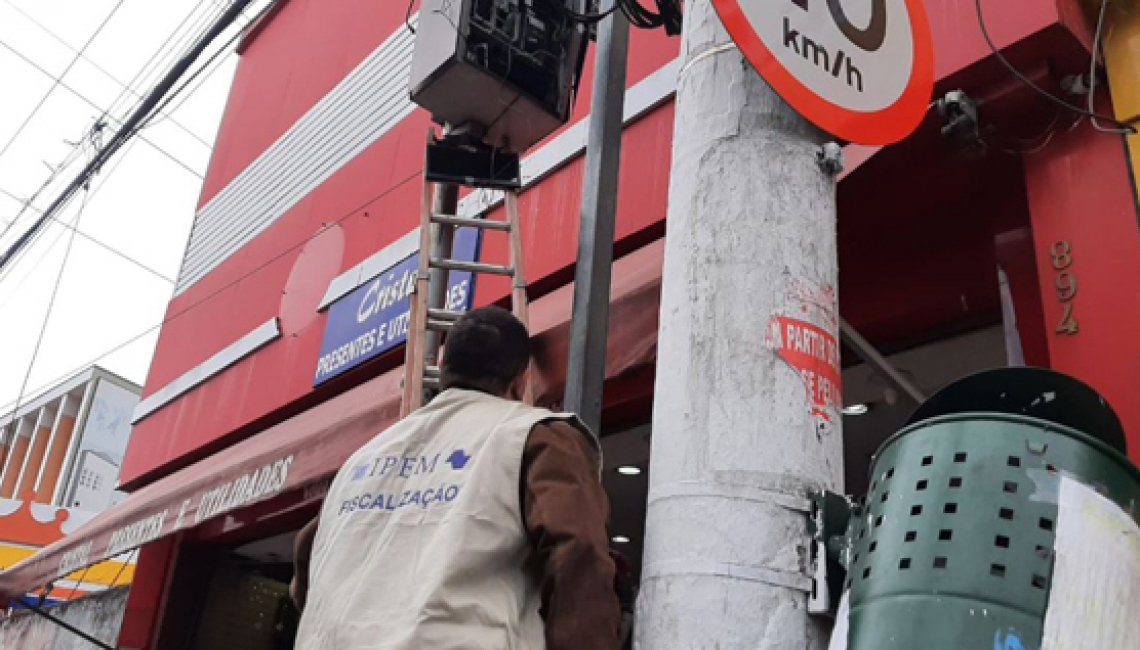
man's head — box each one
[440,307,531,399]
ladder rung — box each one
[423,377,440,389]
[432,213,511,231]
[431,258,514,276]
[427,308,465,321]
[425,366,441,378]
[427,319,453,333]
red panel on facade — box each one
[199,0,410,206]
[125,2,679,484]
[127,0,1102,486]
[1022,103,1140,457]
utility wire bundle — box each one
[549,0,683,36]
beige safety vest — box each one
[295,388,596,650]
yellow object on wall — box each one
[1103,0,1140,181]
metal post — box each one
[636,1,843,648]
[563,2,630,433]
[838,317,926,405]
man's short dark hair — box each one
[440,307,531,395]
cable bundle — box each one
[549,0,683,36]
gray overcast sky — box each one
[0,0,267,412]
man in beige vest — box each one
[292,306,621,649]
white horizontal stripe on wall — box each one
[175,17,419,294]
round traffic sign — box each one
[713,0,935,144]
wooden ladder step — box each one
[430,258,514,276]
[427,308,465,321]
[432,213,511,231]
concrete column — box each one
[36,394,78,502]
[636,1,843,648]
[0,417,34,498]
[16,405,55,498]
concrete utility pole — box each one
[636,1,843,647]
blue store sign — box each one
[314,227,481,385]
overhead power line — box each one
[0,0,228,245]
[0,0,212,148]
[100,0,221,120]
[0,0,127,163]
[0,0,264,277]
[0,138,153,309]
[0,38,205,179]
[5,189,90,431]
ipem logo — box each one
[712,0,934,144]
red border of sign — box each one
[713,0,935,145]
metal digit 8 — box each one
[1050,240,1073,270]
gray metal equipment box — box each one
[409,0,588,153]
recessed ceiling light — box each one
[842,404,870,416]
[611,535,631,544]
[616,465,642,476]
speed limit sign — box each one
[713,0,935,144]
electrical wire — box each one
[0,136,141,290]
[0,135,89,243]
[0,167,425,413]
[0,38,205,179]
[975,0,1136,135]
[4,187,90,437]
[547,0,681,35]
[0,0,127,164]
[405,0,417,34]
[144,43,234,129]
[1088,0,1130,134]
[99,0,220,120]
[106,548,139,588]
[0,0,212,149]
[145,1,280,132]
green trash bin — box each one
[835,368,1140,649]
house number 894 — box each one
[1051,240,1079,335]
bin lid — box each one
[907,367,1127,454]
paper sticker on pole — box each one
[712,0,934,144]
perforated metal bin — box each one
[835,368,1140,649]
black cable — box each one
[100,0,219,120]
[0,0,127,163]
[106,548,139,588]
[146,1,280,131]
[64,564,92,601]
[0,39,205,179]
[975,0,1136,134]
[0,0,212,149]
[0,137,142,292]
[546,0,681,34]
[406,0,416,34]
[0,0,258,286]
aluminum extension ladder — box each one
[400,176,532,416]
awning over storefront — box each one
[0,240,663,598]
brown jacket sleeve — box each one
[522,421,621,650]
